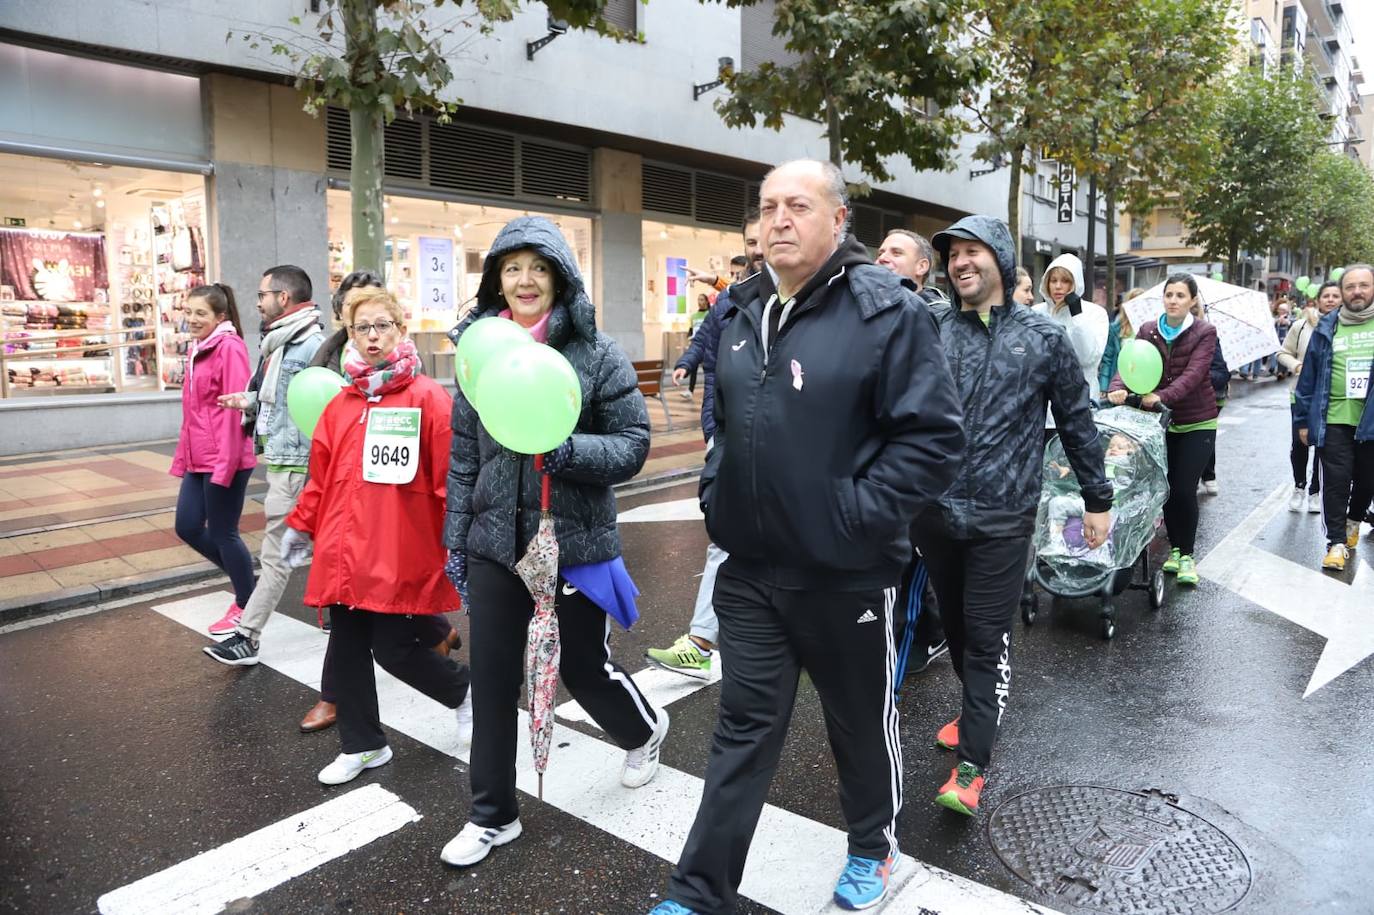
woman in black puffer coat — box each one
[439,216,664,870]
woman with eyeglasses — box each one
[296,271,463,735]
[283,288,472,786]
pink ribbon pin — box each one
[790,358,804,392]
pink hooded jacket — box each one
[170,323,256,487]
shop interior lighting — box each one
[659,229,668,240]
[96,200,105,209]
[526,14,569,60]
[73,219,82,229]
[92,187,103,197]
[693,58,734,101]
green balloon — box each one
[474,343,583,455]
[1118,338,1164,395]
[1296,275,1311,289]
[1210,271,1224,282]
[454,317,534,405]
[1331,267,1345,282]
[286,366,347,439]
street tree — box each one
[238,0,620,275]
[708,0,987,190]
[1067,0,1233,306]
[1283,149,1374,275]
[1178,68,1322,283]
[967,0,1232,280]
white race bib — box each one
[1347,358,1371,400]
[362,407,421,484]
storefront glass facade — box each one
[0,152,209,399]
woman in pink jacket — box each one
[170,283,257,633]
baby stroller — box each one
[1022,405,1171,640]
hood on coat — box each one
[931,215,1019,311]
[452,216,596,349]
[1039,252,1086,306]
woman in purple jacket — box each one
[1108,273,1219,586]
[170,283,257,633]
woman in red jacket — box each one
[283,288,472,786]
[170,283,256,633]
[1108,273,1219,586]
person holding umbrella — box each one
[440,216,663,869]
[281,287,472,786]
[1108,274,1219,586]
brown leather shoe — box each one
[433,627,462,658]
[299,700,336,733]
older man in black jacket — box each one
[918,215,1112,818]
[653,159,965,915]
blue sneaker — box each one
[647,902,699,915]
[833,852,900,910]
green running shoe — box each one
[646,634,713,681]
[1176,555,1198,585]
[1162,547,1182,574]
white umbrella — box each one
[1123,276,1279,370]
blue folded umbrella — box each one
[561,556,640,630]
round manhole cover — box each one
[987,786,1251,914]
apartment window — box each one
[741,0,802,71]
[1155,209,1184,236]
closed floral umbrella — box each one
[513,454,560,799]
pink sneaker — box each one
[208,603,242,636]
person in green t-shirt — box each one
[1294,264,1374,572]
[682,292,712,398]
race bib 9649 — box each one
[362,408,421,484]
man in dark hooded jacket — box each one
[655,159,965,915]
[918,216,1112,818]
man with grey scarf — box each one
[205,265,324,664]
[1295,264,1374,571]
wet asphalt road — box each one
[1,378,1372,915]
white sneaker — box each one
[317,745,392,785]
[455,691,473,748]
[1289,487,1306,512]
[1307,494,1322,513]
[621,707,669,788]
[1202,480,1218,495]
[440,819,523,867]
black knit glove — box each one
[1064,291,1083,317]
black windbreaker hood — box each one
[449,215,595,349]
[931,215,1019,311]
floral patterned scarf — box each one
[342,337,420,400]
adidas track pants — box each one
[668,560,901,915]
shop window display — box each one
[0,152,209,399]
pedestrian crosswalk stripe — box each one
[152,592,1060,915]
[96,783,419,915]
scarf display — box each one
[1157,312,1194,343]
[343,336,420,400]
[257,303,322,406]
[1338,298,1374,326]
[187,321,236,388]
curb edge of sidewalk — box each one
[0,465,704,628]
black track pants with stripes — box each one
[668,560,902,915]
[465,556,658,828]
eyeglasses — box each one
[256,289,285,299]
[351,319,398,336]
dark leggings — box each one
[175,469,255,606]
[1317,424,1374,546]
[1291,427,1322,494]
[1202,404,1221,483]
[1164,429,1216,556]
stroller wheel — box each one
[1149,568,1166,609]
[1101,616,1116,640]
[1021,592,1039,626]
